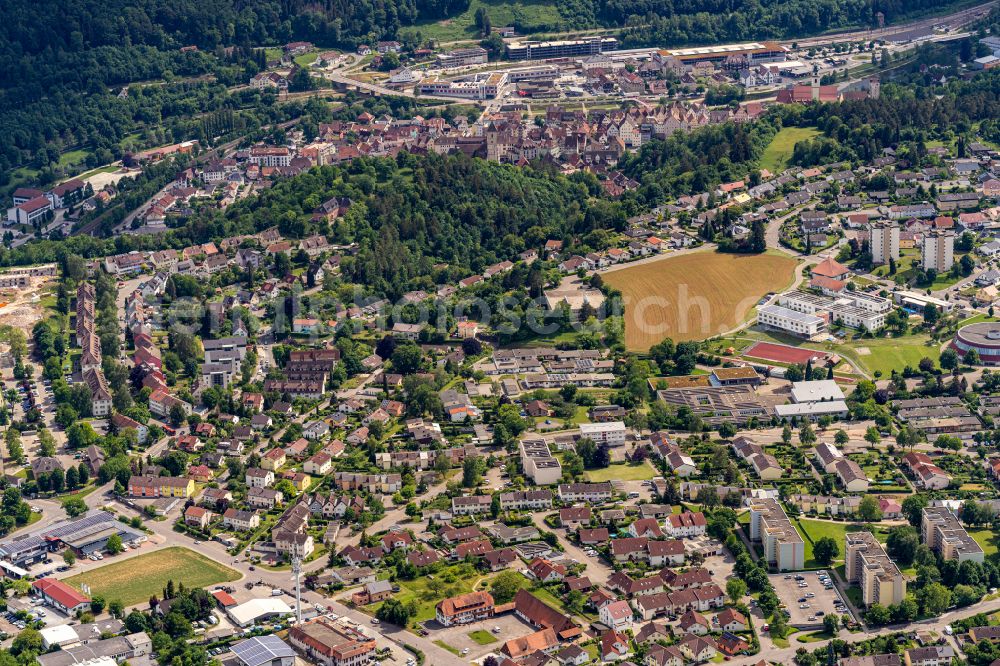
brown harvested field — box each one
[602,250,798,351]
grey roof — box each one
[231,635,296,666]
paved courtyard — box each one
[423,612,535,660]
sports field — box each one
[64,547,242,606]
[760,127,821,174]
[744,341,829,365]
[602,250,798,351]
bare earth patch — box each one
[0,272,56,335]
[854,347,871,355]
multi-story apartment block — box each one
[845,532,906,607]
[578,421,628,446]
[747,498,804,571]
[922,231,955,273]
[921,507,984,563]
[869,223,900,266]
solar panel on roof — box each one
[231,635,296,666]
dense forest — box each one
[614,0,965,47]
[0,0,981,188]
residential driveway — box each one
[529,513,612,585]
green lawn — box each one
[969,528,1000,556]
[435,640,461,655]
[414,0,563,42]
[719,325,938,379]
[796,519,854,568]
[585,462,656,482]
[64,547,242,606]
[959,313,999,327]
[59,484,97,506]
[58,149,91,169]
[370,563,490,626]
[839,334,940,377]
[760,127,821,174]
[295,52,318,66]
[469,630,498,645]
[75,165,121,180]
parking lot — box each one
[424,612,534,660]
[770,570,852,629]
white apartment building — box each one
[922,231,955,273]
[869,223,900,265]
[578,421,628,446]
[519,439,563,485]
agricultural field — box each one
[64,547,241,606]
[601,250,798,350]
[414,0,563,42]
[760,127,821,174]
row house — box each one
[499,490,553,511]
[451,495,492,516]
[632,583,725,621]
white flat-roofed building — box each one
[578,421,627,446]
[790,380,845,403]
[227,598,294,627]
[757,304,825,337]
[775,401,849,420]
[519,439,563,485]
[778,291,889,332]
[893,291,955,313]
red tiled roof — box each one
[33,578,90,609]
